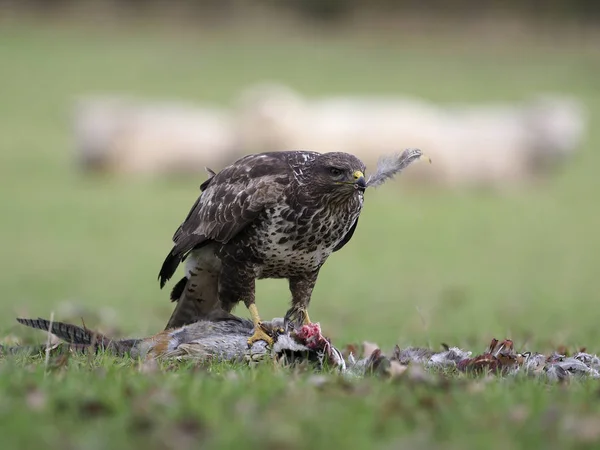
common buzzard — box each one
[158,149,426,346]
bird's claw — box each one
[284,307,311,332]
[247,322,275,347]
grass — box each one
[1,19,600,449]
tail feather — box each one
[170,276,188,302]
[16,318,102,345]
[16,318,140,356]
[165,272,220,330]
[165,294,206,330]
[158,248,182,289]
[159,237,212,290]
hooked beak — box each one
[353,170,366,191]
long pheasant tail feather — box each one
[15,317,141,356]
[16,317,100,345]
[366,148,429,188]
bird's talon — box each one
[247,324,275,347]
[284,306,312,330]
[301,309,312,326]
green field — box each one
[1,20,600,449]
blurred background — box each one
[1,0,599,349]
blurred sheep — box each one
[234,83,587,188]
[74,96,238,176]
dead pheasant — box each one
[9,316,345,369]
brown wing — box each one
[158,152,291,288]
[332,217,359,252]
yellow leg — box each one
[247,304,274,347]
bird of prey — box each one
[158,149,426,347]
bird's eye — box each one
[329,167,343,177]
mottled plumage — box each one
[158,151,368,342]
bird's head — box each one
[306,152,367,197]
